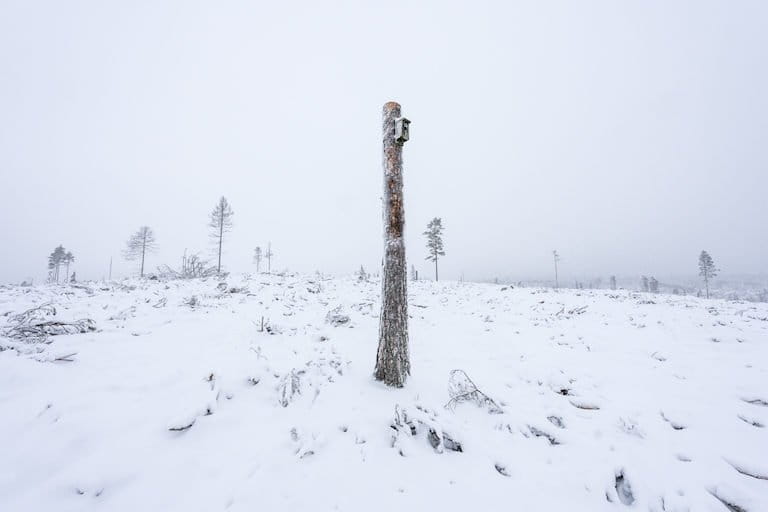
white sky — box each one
[1,0,766,283]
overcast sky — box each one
[1,0,766,284]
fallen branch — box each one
[444,369,503,414]
[53,352,78,363]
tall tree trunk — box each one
[375,101,410,387]
[434,256,438,281]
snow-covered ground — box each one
[1,274,766,511]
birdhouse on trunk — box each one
[395,117,410,144]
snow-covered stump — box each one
[375,101,410,387]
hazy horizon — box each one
[2,1,766,285]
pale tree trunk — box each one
[434,255,439,281]
[375,102,410,387]
[217,218,223,273]
[140,236,146,277]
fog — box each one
[1,0,766,285]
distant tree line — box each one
[542,250,720,299]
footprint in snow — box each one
[613,471,635,506]
[737,414,764,428]
[741,397,768,407]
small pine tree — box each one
[209,197,234,273]
[357,265,368,282]
[423,218,445,281]
[649,276,659,293]
[124,226,157,277]
[47,245,66,283]
[641,275,649,292]
[63,251,75,281]
[609,275,617,290]
[698,250,719,299]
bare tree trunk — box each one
[217,219,223,273]
[375,101,410,387]
[140,241,146,277]
[435,256,439,281]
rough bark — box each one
[375,102,410,387]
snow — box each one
[1,274,767,511]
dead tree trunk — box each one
[140,236,146,277]
[375,101,410,387]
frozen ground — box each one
[1,274,766,511]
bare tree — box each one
[698,250,719,299]
[209,196,234,273]
[124,226,157,277]
[552,250,560,289]
[253,246,262,273]
[423,217,445,281]
[265,242,273,273]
